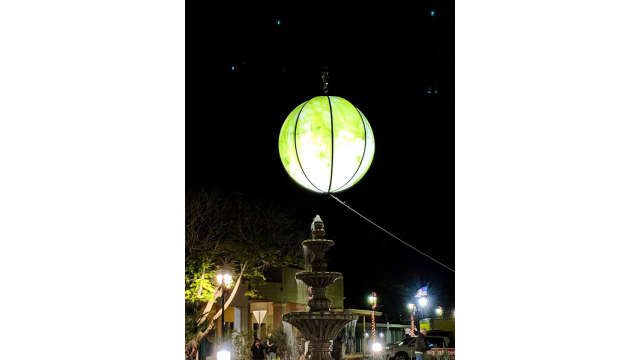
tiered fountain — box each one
[283,215,358,360]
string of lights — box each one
[371,311,376,342]
[407,303,416,337]
[330,194,455,273]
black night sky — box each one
[187,1,454,323]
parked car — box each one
[385,336,454,360]
[425,330,454,348]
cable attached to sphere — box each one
[329,194,455,273]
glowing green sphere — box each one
[278,96,375,193]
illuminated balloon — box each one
[278,96,375,193]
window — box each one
[425,337,445,349]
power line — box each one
[330,194,455,273]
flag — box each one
[415,286,428,298]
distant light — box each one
[372,342,383,352]
[231,66,235,71]
[217,265,233,287]
[379,332,384,338]
[368,294,377,304]
[430,10,436,16]
[276,19,281,25]
[434,90,438,94]
[364,332,369,338]
[435,306,443,317]
[418,297,428,307]
[223,273,233,287]
[217,350,230,360]
[407,303,416,311]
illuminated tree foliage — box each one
[185,189,304,344]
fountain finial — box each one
[311,215,325,239]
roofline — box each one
[375,323,411,328]
[343,308,383,316]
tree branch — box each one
[195,262,247,342]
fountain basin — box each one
[283,312,358,360]
[295,271,342,287]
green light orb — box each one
[278,96,375,193]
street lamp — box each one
[368,294,377,306]
[217,349,230,360]
[367,292,379,353]
[216,264,234,337]
[407,303,416,336]
[418,297,428,308]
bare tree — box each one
[185,189,304,346]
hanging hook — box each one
[321,68,329,95]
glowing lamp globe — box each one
[217,350,230,360]
[278,96,375,193]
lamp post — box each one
[407,303,416,336]
[367,292,379,353]
[413,287,428,335]
[216,265,234,337]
